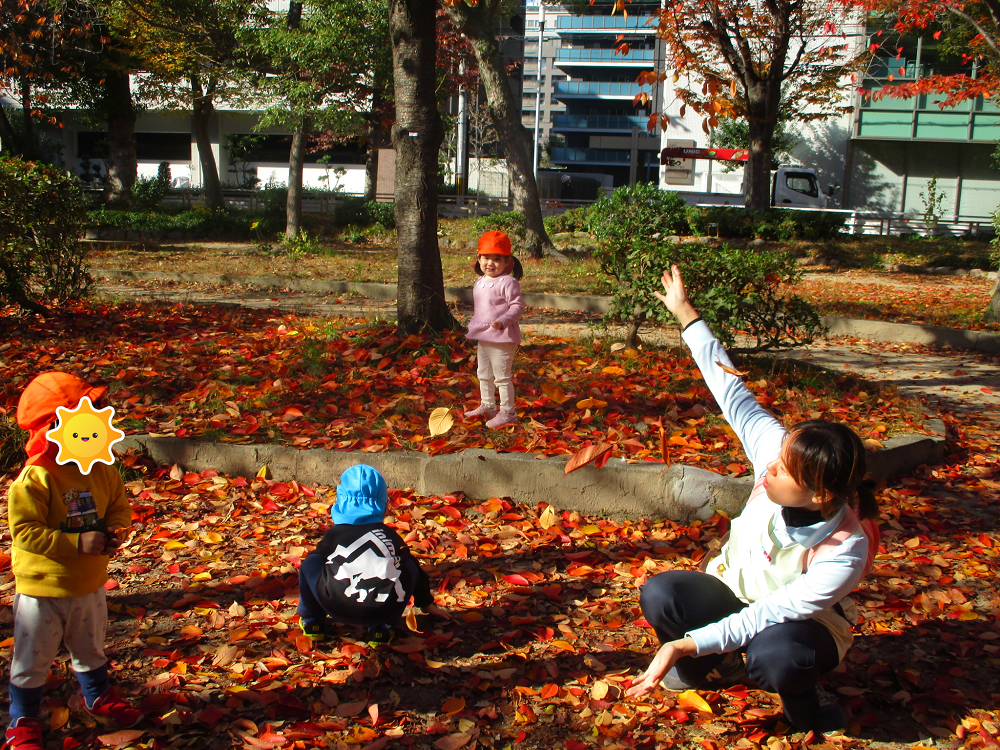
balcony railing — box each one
[555,15,655,32]
[555,48,655,64]
[549,147,630,163]
[552,114,648,130]
[553,81,643,97]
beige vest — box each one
[705,482,861,660]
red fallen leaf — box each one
[504,574,531,586]
[434,733,472,750]
[515,732,527,743]
[97,729,145,747]
[182,472,201,484]
[540,683,559,699]
[564,443,613,474]
[103,580,119,591]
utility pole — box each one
[531,5,545,178]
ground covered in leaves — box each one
[0,409,998,750]
[791,273,998,333]
[0,299,998,750]
[0,301,931,476]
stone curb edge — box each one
[94,269,1000,352]
[120,418,946,522]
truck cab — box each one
[771,167,827,209]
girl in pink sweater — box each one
[463,230,525,429]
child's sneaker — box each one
[366,624,394,646]
[299,618,326,643]
[3,717,44,750]
[485,410,518,429]
[85,688,143,728]
[464,404,498,420]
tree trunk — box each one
[988,275,1000,322]
[0,105,21,156]
[744,83,779,214]
[625,311,646,350]
[103,70,137,208]
[389,0,454,333]
[20,77,34,161]
[443,3,557,261]
[190,75,226,210]
[285,117,308,240]
[364,87,383,202]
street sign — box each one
[660,147,749,163]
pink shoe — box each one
[3,718,43,750]
[85,688,144,728]
[464,404,498,419]
[485,411,518,429]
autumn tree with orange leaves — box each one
[630,0,868,210]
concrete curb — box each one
[93,269,611,315]
[822,316,1000,353]
[120,418,946,522]
[94,269,1000,351]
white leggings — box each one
[476,341,519,413]
[10,589,108,688]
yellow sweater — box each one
[7,458,132,598]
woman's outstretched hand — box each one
[626,637,697,698]
[653,264,700,329]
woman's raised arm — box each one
[654,265,786,476]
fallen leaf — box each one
[429,407,454,437]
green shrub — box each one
[544,205,592,235]
[87,207,282,239]
[0,157,92,312]
[588,184,691,249]
[473,211,527,249]
[129,162,171,211]
[329,197,396,229]
[0,411,26,475]
[687,207,846,240]
[597,237,823,353]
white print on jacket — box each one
[327,529,405,603]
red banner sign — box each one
[660,147,749,163]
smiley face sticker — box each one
[45,396,125,474]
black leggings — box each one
[639,570,841,729]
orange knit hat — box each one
[477,230,512,256]
[16,372,107,459]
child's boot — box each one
[3,718,44,750]
[84,687,143,728]
[299,617,327,643]
[485,410,518,429]
[366,624,395,646]
[464,404,498,420]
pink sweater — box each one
[465,274,524,345]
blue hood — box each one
[331,464,388,525]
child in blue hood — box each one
[297,464,432,645]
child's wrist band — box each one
[682,317,703,332]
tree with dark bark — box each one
[390,0,455,333]
[105,0,259,210]
[0,0,106,161]
[442,0,557,260]
[241,0,387,240]
[635,0,866,211]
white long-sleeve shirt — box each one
[680,320,868,657]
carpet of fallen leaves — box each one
[0,301,931,478]
[791,273,998,332]
[0,302,998,750]
[0,409,997,750]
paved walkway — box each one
[95,278,1000,414]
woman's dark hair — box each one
[473,256,523,280]
[783,420,878,520]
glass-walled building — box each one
[523,1,664,188]
[847,33,1000,218]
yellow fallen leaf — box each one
[576,398,608,410]
[202,531,224,544]
[164,540,187,550]
[256,465,270,479]
[428,407,454,437]
[539,505,557,530]
[677,690,713,714]
[602,366,625,376]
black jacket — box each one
[310,522,432,625]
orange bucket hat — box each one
[477,230,512,256]
[16,372,106,459]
